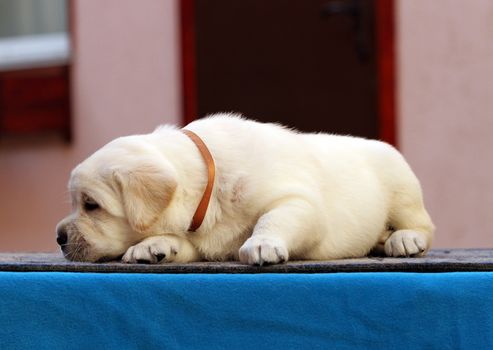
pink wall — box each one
[0,0,181,252]
[398,1,493,248]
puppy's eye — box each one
[83,199,100,212]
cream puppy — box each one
[56,114,434,265]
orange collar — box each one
[182,129,216,232]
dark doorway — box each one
[181,0,395,143]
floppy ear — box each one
[113,160,177,233]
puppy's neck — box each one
[144,129,219,236]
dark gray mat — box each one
[1,249,493,273]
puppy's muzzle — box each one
[55,219,90,261]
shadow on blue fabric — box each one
[0,272,492,349]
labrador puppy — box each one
[56,114,434,264]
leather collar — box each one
[182,129,216,232]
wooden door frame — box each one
[179,0,397,146]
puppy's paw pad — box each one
[239,236,289,266]
[122,236,178,264]
[384,230,428,257]
[154,253,166,262]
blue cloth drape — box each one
[1,272,492,349]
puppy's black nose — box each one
[56,227,68,246]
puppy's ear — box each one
[113,159,177,233]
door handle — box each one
[321,0,372,62]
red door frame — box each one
[180,0,198,127]
[179,0,397,146]
[375,0,396,146]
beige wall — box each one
[398,0,493,248]
[1,1,492,252]
[0,0,181,252]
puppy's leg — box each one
[385,185,435,257]
[122,234,200,264]
[239,198,317,265]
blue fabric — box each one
[1,272,492,349]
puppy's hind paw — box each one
[384,230,428,257]
[239,236,289,266]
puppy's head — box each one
[56,137,177,262]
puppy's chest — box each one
[217,175,249,205]
[189,176,256,260]
[189,224,253,261]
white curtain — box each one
[0,0,67,38]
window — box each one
[0,0,71,141]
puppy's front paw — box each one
[384,230,428,257]
[122,236,178,264]
[239,236,289,266]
